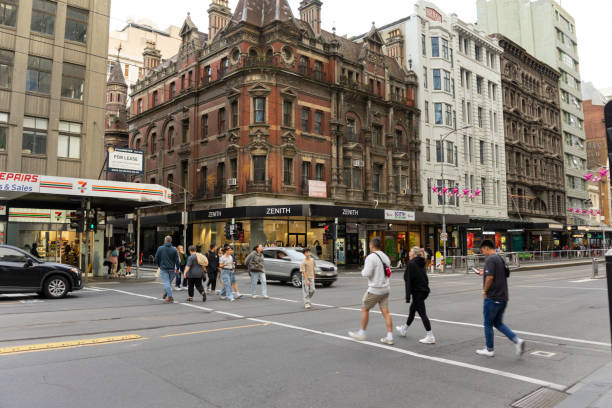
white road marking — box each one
[569,279,597,283]
[101,286,569,391]
[82,287,108,292]
[519,285,605,291]
[89,287,159,300]
[247,317,566,392]
[261,295,612,348]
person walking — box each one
[125,243,134,276]
[349,237,394,345]
[300,248,316,309]
[396,247,435,344]
[245,244,268,299]
[206,244,219,294]
[183,245,208,302]
[218,246,236,302]
[109,246,119,278]
[154,236,180,303]
[118,245,126,278]
[476,240,525,357]
[175,245,187,291]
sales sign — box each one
[107,148,144,175]
[384,210,416,221]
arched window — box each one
[150,132,157,154]
[168,126,175,149]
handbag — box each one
[196,253,208,267]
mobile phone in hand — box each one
[472,268,481,275]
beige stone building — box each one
[107,19,182,95]
[0,0,110,178]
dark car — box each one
[0,245,82,298]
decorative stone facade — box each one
[494,35,566,222]
[128,0,421,214]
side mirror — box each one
[24,259,34,267]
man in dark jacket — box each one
[206,244,219,293]
[154,236,180,303]
[396,247,435,344]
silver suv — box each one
[262,247,338,288]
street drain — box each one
[512,387,568,408]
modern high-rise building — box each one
[0,0,110,178]
[477,0,589,226]
[359,1,508,255]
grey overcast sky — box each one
[110,0,612,90]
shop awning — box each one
[0,172,171,212]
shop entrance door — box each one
[288,233,307,248]
[345,234,360,264]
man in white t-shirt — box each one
[349,237,394,345]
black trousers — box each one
[187,278,205,297]
[406,293,432,332]
[207,270,218,291]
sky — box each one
[110,0,612,90]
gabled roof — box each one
[363,23,384,45]
[231,0,294,27]
[179,12,197,37]
[107,60,126,86]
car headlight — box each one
[315,267,322,274]
[70,267,80,275]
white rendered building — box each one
[360,1,508,252]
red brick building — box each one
[127,0,420,264]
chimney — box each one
[143,40,161,74]
[299,0,322,36]
[208,0,231,42]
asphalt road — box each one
[0,265,609,408]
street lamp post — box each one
[167,180,191,251]
[439,125,472,271]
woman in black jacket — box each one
[396,247,435,344]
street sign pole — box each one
[136,208,141,280]
[84,199,90,285]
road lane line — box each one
[255,295,611,348]
[89,287,160,300]
[161,323,270,338]
[247,317,567,392]
[100,286,568,390]
[519,285,605,291]
[0,335,144,356]
[569,279,597,283]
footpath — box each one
[556,361,612,408]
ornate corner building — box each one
[126,0,421,264]
[494,34,566,248]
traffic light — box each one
[70,210,85,232]
[87,209,98,232]
[225,223,232,239]
[233,222,243,240]
[324,224,337,240]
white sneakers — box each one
[380,337,395,345]
[476,339,525,357]
[348,331,367,341]
[305,303,312,309]
[395,326,436,344]
[515,339,526,356]
[419,333,436,344]
[476,348,495,357]
[252,295,259,299]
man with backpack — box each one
[349,237,394,345]
[476,240,525,357]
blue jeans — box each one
[160,269,174,299]
[174,271,182,287]
[250,271,267,297]
[220,269,235,300]
[483,298,517,350]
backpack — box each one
[195,253,208,268]
[498,254,510,278]
[373,252,392,278]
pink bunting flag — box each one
[569,208,574,212]
[597,210,602,215]
[600,168,608,178]
[452,188,459,195]
[469,194,475,199]
[474,189,481,196]
[582,209,588,214]
[463,189,470,195]
[432,186,438,192]
[442,187,448,194]
[585,173,593,181]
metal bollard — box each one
[605,250,612,352]
[593,258,599,278]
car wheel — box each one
[322,282,333,288]
[290,271,302,288]
[43,276,69,299]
